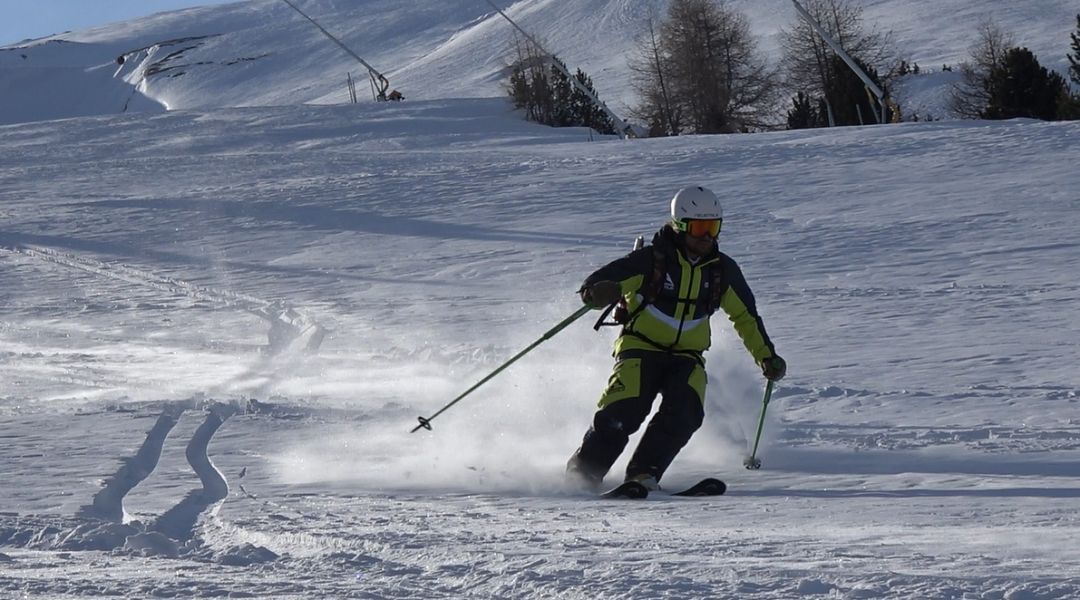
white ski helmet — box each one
[670,186,723,222]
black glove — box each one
[580,280,622,308]
[761,355,786,381]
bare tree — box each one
[629,16,681,136]
[506,34,552,124]
[779,0,893,123]
[711,8,782,130]
[632,0,779,134]
[949,18,1015,118]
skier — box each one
[567,185,786,492]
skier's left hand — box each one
[761,355,786,381]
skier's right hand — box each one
[580,280,622,307]
[761,355,787,381]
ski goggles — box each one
[674,218,722,238]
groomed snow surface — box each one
[2,97,1079,598]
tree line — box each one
[506,35,616,135]
[950,15,1080,121]
[505,0,1080,135]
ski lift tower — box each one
[791,0,887,124]
[281,0,396,101]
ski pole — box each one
[411,304,593,433]
[743,379,775,470]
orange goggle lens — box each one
[677,219,722,238]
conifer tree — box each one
[571,69,615,134]
[982,47,1067,121]
[1069,14,1080,86]
[1057,15,1080,120]
[823,54,892,125]
[786,91,823,129]
[549,59,576,126]
[505,40,615,133]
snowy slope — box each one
[2,0,1077,124]
[2,95,1079,597]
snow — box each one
[2,1,1080,598]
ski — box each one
[601,480,649,499]
[601,477,727,499]
[670,477,727,497]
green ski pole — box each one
[743,379,775,470]
[411,304,593,433]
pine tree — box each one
[571,69,615,134]
[822,55,892,125]
[508,66,529,112]
[1059,14,1080,121]
[982,47,1068,121]
[1057,92,1080,120]
[506,37,552,124]
[505,48,615,132]
[549,59,575,127]
[1069,14,1080,86]
[786,91,822,129]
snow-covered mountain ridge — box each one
[1,0,1077,124]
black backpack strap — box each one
[643,246,666,303]
[591,302,619,330]
[708,260,726,312]
[620,247,666,326]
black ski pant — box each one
[570,349,706,483]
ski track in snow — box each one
[3,400,1079,598]
[1,243,327,355]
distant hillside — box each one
[1,0,1076,125]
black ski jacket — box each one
[582,225,777,363]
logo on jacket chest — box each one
[664,273,675,291]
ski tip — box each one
[671,477,727,497]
